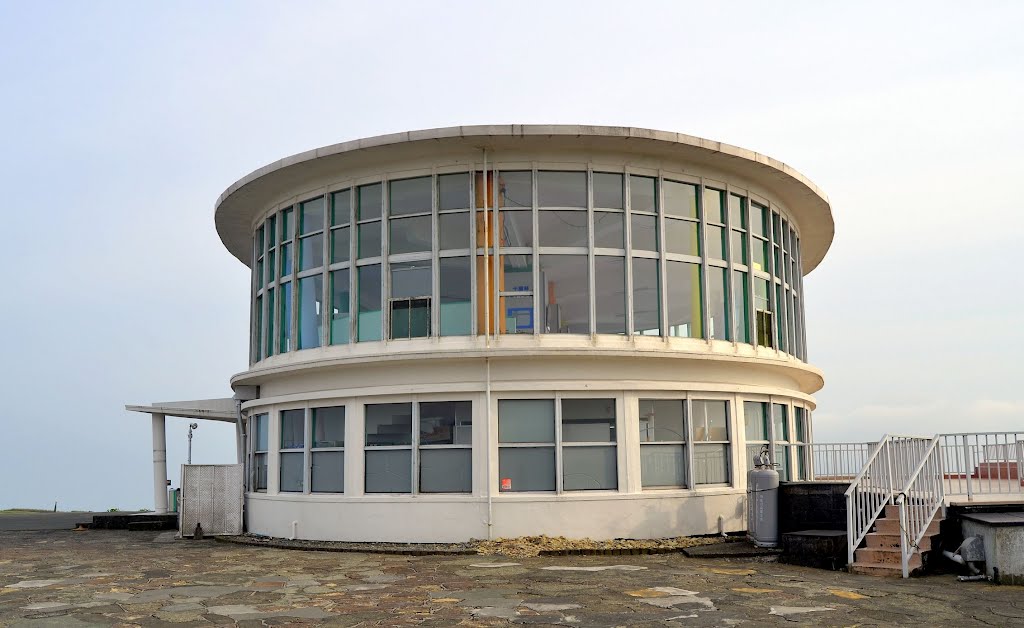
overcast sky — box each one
[1,1,1022,511]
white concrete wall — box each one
[246,491,747,543]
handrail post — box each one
[898,493,909,578]
[964,435,974,501]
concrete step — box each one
[854,547,922,567]
[849,561,906,577]
[883,504,946,520]
[873,517,940,536]
[126,520,174,531]
[865,531,941,551]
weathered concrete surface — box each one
[2,530,1023,626]
[0,512,111,532]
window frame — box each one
[497,394,620,494]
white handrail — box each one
[896,435,944,578]
[844,434,933,568]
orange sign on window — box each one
[500,478,512,491]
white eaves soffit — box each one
[214,125,835,273]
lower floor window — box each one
[365,400,472,493]
[498,398,618,492]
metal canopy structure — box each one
[125,397,241,515]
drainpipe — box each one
[482,148,494,539]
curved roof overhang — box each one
[215,125,835,273]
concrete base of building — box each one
[246,490,747,543]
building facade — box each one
[214,125,834,543]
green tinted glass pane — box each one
[706,225,725,260]
[300,197,324,235]
[389,177,432,216]
[330,270,350,345]
[279,281,292,352]
[358,183,382,220]
[732,271,750,343]
[730,230,747,264]
[667,261,702,339]
[708,266,728,340]
[299,234,323,271]
[438,173,471,210]
[281,209,292,242]
[440,257,471,336]
[331,189,351,226]
[729,195,745,228]
[358,222,381,258]
[357,265,381,342]
[280,242,293,276]
[331,227,350,264]
[298,275,323,350]
[266,288,275,356]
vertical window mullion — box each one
[623,171,635,335]
[587,167,596,336]
[698,181,710,341]
[723,186,735,343]
[657,174,668,337]
[685,395,695,489]
[554,395,564,493]
[320,193,330,348]
[304,407,312,495]
[431,173,440,337]
[412,401,420,494]
[348,190,357,344]
[530,167,539,336]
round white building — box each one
[214,125,834,543]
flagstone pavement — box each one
[1,530,1023,626]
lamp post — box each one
[187,422,198,464]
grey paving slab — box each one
[2,528,1024,627]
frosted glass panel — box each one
[498,399,555,443]
[693,444,729,485]
[279,452,303,492]
[365,449,411,493]
[498,447,555,492]
[419,449,471,493]
[280,410,304,449]
[744,402,769,441]
[641,444,686,487]
[563,446,617,490]
[311,451,344,493]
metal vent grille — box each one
[180,464,243,536]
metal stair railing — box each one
[896,435,945,578]
[844,434,933,567]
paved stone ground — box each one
[2,530,1023,627]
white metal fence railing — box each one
[896,436,944,578]
[809,442,873,480]
[843,435,935,569]
[813,430,1023,579]
[939,432,1024,500]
